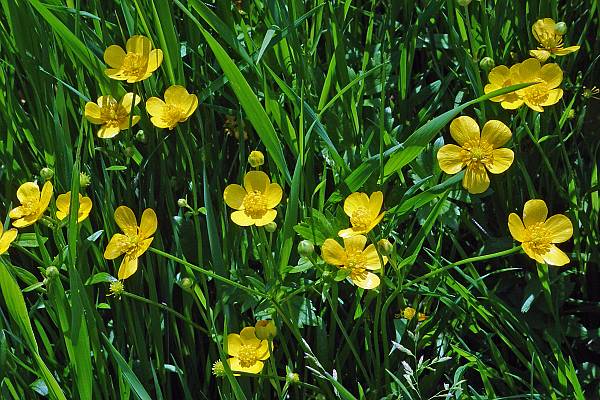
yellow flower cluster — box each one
[85,35,198,139]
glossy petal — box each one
[134,237,153,258]
[146,49,163,72]
[126,35,152,55]
[368,191,383,218]
[462,166,490,194]
[542,245,570,266]
[522,242,545,263]
[529,49,551,63]
[149,116,170,129]
[523,199,548,227]
[365,212,385,234]
[164,85,190,105]
[8,206,25,219]
[12,215,39,228]
[363,244,387,270]
[253,209,277,226]
[229,358,264,374]
[38,182,53,216]
[481,120,512,148]
[118,255,139,280]
[487,65,510,86]
[0,229,18,255]
[97,126,121,139]
[84,102,104,124]
[227,334,242,356]
[352,271,380,289]
[554,45,580,55]
[17,182,40,204]
[484,83,505,101]
[244,171,269,193]
[265,183,283,208]
[103,45,126,68]
[321,239,347,265]
[343,192,370,216]
[524,100,545,113]
[121,93,141,110]
[450,116,480,146]
[543,214,573,243]
[104,234,128,259]
[182,94,198,118]
[539,63,563,89]
[114,206,138,236]
[508,213,526,242]
[540,88,563,106]
[224,184,247,210]
[118,115,141,130]
[437,144,466,174]
[240,327,260,345]
[231,210,255,226]
[338,227,363,238]
[56,192,71,220]
[486,148,514,174]
[146,97,166,116]
[139,208,157,238]
[78,196,93,223]
[256,341,270,360]
[343,235,367,254]
[501,98,524,110]
[518,58,542,83]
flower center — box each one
[121,234,143,256]
[538,32,563,49]
[238,344,259,368]
[522,83,550,105]
[345,250,368,281]
[162,105,185,129]
[462,139,493,167]
[101,102,129,127]
[350,207,371,231]
[524,222,552,255]
[121,53,147,76]
[243,190,268,219]
[21,200,37,215]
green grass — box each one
[0,0,599,398]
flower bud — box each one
[286,372,300,385]
[46,266,59,279]
[479,57,495,71]
[554,22,567,35]
[377,239,394,256]
[181,277,194,289]
[79,172,91,188]
[248,150,265,168]
[255,320,277,340]
[40,167,54,181]
[135,130,147,143]
[177,198,188,208]
[264,221,277,232]
[297,240,315,257]
[457,0,472,6]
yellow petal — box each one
[256,341,270,360]
[540,89,563,106]
[134,237,153,258]
[38,181,53,216]
[522,242,545,264]
[97,126,121,139]
[126,35,152,55]
[240,327,259,344]
[150,116,170,129]
[118,115,141,130]
[543,214,573,243]
[351,271,380,289]
[146,49,163,73]
[523,199,548,227]
[164,85,190,105]
[227,334,242,356]
[105,69,127,80]
[368,191,383,218]
[0,228,18,255]
[524,100,545,113]
[508,213,526,242]
[542,245,570,266]
[554,45,580,55]
[481,120,512,148]
[56,192,71,214]
[365,212,385,234]
[253,209,277,227]
[539,63,563,88]
[104,234,128,259]
[321,239,347,265]
[146,97,166,117]
[231,210,255,226]
[9,206,25,219]
[228,358,264,374]
[12,215,39,228]
[462,166,490,194]
[486,148,514,174]
[265,183,283,208]
[114,206,138,236]
[449,116,480,147]
[244,171,270,193]
[120,93,141,111]
[139,208,157,238]
[529,49,551,63]
[17,182,40,204]
[84,102,104,124]
[362,244,386,270]
[518,58,541,83]
[103,45,126,68]
[182,94,198,118]
[337,227,363,238]
[78,196,93,223]
[437,144,466,174]
[343,192,370,216]
[484,83,505,101]
[487,65,510,86]
[343,235,367,254]
[223,184,247,210]
[118,256,139,280]
[500,98,524,110]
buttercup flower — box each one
[484,64,523,109]
[508,199,573,266]
[104,35,163,82]
[56,192,93,223]
[530,18,580,62]
[9,181,53,228]
[338,191,385,238]
[514,58,563,112]
[321,235,387,289]
[0,225,18,256]
[146,85,198,130]
[85,93,141,138]
[437,116,514,194]
[104,206,157,280]
[399,307,427,322]
[223,171,283,226]
[227,327,270,374]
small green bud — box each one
[264,221,277,232]
[286,372,301,385]
[255,320,277,340]
[177,198,188,208]
[457,0,472,6]
[248,150,265,168]
[135,130,147,143]
[297,240,315,257]
[46,266,59,279]
[377,239,394,256]
[554,22,567,35]
[79,172,91,188]
[40,167,54,181]
[566,109,576,119]
[479,57,495,71]
[181,277,194,289]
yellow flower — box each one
[437,116,514,194]
[321,235,387,289]
[227,327,270,374]
[399,307,427,322]
[223,171,283,226]
[146,85,198,130]
[104,35,163,83]
[104,206,157,280]
[338,191,385,238]
[9,181,53,228]
[530,18,580,62]
[514,58,563,112]
[508,199,573,266]
[484,64,523,109]
[0,225,18,256]
[56,192,93,223]
[85,93,141,139]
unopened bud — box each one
[286,372,300,385]
[457,0,472,6]
[554,22,567,35]
[297,240,314,257]
[248,150,265,168]
[377,239,394,256]
[46,266,59,279]
[177,198,188,208]
[479,57,495,71]
[135,130,147,143]
[181,277,194,289]
[40,167,54,181]
[255,320,277,340]
[264,221,277,232]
